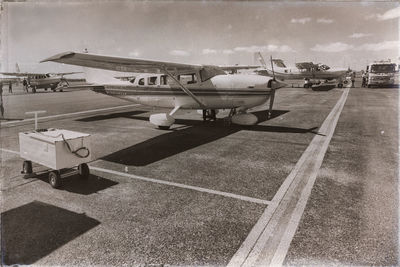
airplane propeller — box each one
[268,55,277,119]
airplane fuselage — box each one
[92,74,274,110]
[28,75,63,89]
[258,67,347,80]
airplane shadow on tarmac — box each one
[76,110,148,122]
[33,172,118,195]
[1,201,100,265]
[101,109,320,166]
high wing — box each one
[219,65,260,72]
[41,51,204,75]
[42,51,210,108]
[0,72,45,77]
[52,71,82,76]
[0,71,81,77]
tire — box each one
[59,89,63,92]
[49,171,61,188]
[22,161,33,175]
[78,163,90,180]
[32,87,37,93]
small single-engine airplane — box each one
[254,52,349,87]
[41,51,286,129]
[0,63,81,93]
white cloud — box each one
[277,45,296,53]
[129,51,140,57]
[317,18,334,24]
[365,7,400,21]
[310,42,354,52]
[311,40,399,53]
[290,17,311,24]
[222,49,234,54]
[377,6,400,20]
[356,40,400,51]
[234,44,295,53]
[169,50,190,56]
[349,33,372,38]
[202,48,217,55]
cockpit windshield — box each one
[199,66,226,82]
[370,64,396,73]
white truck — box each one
[366,60,399,88]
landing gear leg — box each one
[210,109,216,121]
[203,109,217,122]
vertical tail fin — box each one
[15,63,20,73]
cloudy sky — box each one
[1,0,399,72]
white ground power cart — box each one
[19,128,92,188]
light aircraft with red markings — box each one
[42,51,286,129]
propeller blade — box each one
[270,55,276,81]
[268,88,275,119]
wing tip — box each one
[40,51,76,63]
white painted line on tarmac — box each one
[0,148,271,205]
[0,148,19,155]
[269,87,349,266]
[228,87,350,267]
[90,166,271,205]
[0,104,140,126]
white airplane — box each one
[1,63,81,93]
[254,52,349,87]
[41,51,286,129]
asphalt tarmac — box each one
[0,81,398,266]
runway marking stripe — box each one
[0,148,271,205]
[269,87,349,266]
[90,166,271,205]
[228,87,350,266]
[0,104,140,126]
[0,148,19,155]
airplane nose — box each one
[269,79,287,89]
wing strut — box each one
[161,66,206,109]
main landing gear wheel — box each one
[78,163,90,180]
[22,160,33,178]
[49,171,61,188]
[32,86,37,93]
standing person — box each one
[351,72,356,88]
[8,82,13,93]
[0,82,4,117]
[361,71,367,87]
[22,78,28,92]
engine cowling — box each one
[149,113,175,129]
[231,113,258,126]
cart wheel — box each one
[49,171,61,188]
[78,163,90,180]
[22,160,33,174]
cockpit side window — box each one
[148,76,157,85]
[129,78,136,84]
[178,73,197,85]
[160,75,167,85]
[138,78,145,86]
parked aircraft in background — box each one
[41,51,286,129]
[0,63,81,93]
[254,52,349,87]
